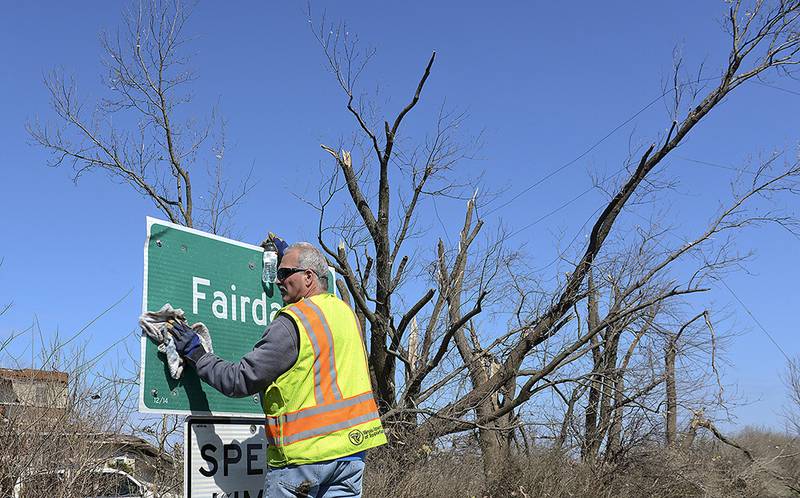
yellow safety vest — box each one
[262,293,387,467]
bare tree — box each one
[415,0,800,439]
[0,324,180,498]
[308,11,488,422]
[28,0,253,235]
[310,2,800,485]
[548,241,727,464]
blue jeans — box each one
[265,459,365,497]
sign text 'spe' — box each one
[198,442,264,478]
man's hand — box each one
[268,232,288,262]
[167,320,203,357]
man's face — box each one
[277,249,312,304]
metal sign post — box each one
[185,417,268,498]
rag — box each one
[139,304,213,379]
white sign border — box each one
[139,217,267,417]
[138,217,338,417]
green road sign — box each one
[139,217,335,416]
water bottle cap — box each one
[263,239,277,252]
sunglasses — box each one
[276,267,310,282]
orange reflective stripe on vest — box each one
[291,300,343,404]
[265,391,380,445]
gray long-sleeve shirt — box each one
[192,314,300,398]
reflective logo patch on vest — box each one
[348,429,364,446]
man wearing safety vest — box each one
[168,240,387,497]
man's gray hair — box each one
[289,242,329,288]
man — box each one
[169,241,387,497]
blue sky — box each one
[1,2,798,431]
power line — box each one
[626,208,793,363]
[637,155,793,361]
[675,153,787,179]
[485,77,798,219]
[503,156,732,267]
[719,279,792,362]
[484,76,722,217]
[675,155,753,174]
[506,164,630,239]
[504,150,794,362]
[488,73,799,358]
[675,154,793,363]
[529,204,605,274]
[503,147,789,240]
[484,95,661,216]
[752,80,800,97]
[507,186,594,239]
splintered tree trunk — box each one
[440,202,511,488]
[454,322,512,485]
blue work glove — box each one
[168,321,205,362]
[268,232,288,262]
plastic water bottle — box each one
[262,240,278,284]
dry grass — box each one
[364,428,800,498]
